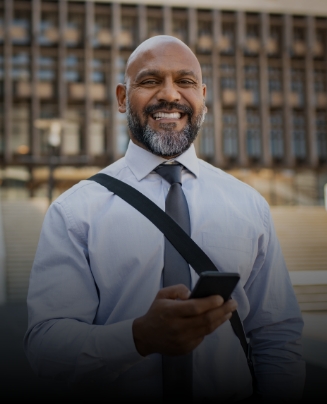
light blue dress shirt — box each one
[25,141,305,401]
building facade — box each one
[0,0,327,204]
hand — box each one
[132,284,237,357]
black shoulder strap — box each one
[88,173,249,358]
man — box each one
[25,36,305,402]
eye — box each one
[178,79,196,86]
[141,79,159,86]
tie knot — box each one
[155,164,183,185]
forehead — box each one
[126,42,202,82]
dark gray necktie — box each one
[155,163,193,401]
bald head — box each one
[124,35,202,85]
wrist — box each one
[132,316,151,357]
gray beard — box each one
[126,100,206,157]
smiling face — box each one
[116,36,207,158]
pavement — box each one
[1,303,327,402]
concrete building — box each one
[0,0,327,204]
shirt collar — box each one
[125,140,199,181]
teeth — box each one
[153,112,182,120]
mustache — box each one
[143,102,193,117]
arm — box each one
[24,201,144,383]
[244,203,305,402]
[25,200,237,383]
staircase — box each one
[271,207,327,311]
[1,199,48,302]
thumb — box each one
[157,284,191,301]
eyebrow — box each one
[134,69,200,82]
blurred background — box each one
[0,0,326,401]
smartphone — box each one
[189,271,240,301]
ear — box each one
[116,84,127,113]
[202,83,207,99]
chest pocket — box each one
[201,232,253,275]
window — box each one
[38,56,56,81]
[39,12,59,46]
[11,105,30,154]
[246,109,261,157]
[90,106,107,156]
[222,110,238,157]
[201,64,212,104]
[0,16,4,44]
[147,9,163,38]
[314,69,326,93]
[12,11,30,45]
[197,17,212,53]
[172,16,187,43]
[268,25,281,56]
[12,52,31,97]
[221,23,235,55]
[268,67,282,92]
[270,111,284,158]
[291,68,305,106]
[292,113,306,158]
[120,15,137,49]
[245,23,260,55]
[63,108,83,155]
[244,64,260,105]
[40,104,58,154]
[66,13,84,47]
[200,110,214,158]
[220,63,236,90]
[65,54,83,83]
[94,14,111,48]
[316,112,327,160]
[0,104,3,153]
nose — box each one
[156,78,181,103]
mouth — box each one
[152,111,185,121]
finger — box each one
[183,299,238,336]
[156,284,190,301]
[169,294,225,318]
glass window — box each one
[197,19,212,53]
[11,105,30,154]
[0,104,3,153]
[221,23,235,55]
[66,13,84,47]
[245,23,260,55]
[270,111,284,158]
[94,14,111,48]
[64,54,83,83]
[200,110,214,158]
[292,113,306,158]
[0,17,4,44]
[222,110,238,157]
[244,64,260,105]
[201,64,212,104]
[38,56,56,81]
[220,63,236,90]
[39,104,58,154]
[316,112,327,160]
[291,68,305,106]
[268,25,281,56]
[172,17,187,43]
[12,52,31,98]
[12,11,30,45]
[62,108,83,155]
[246,109,261,157]
[314,69,326,93]
[120,15,137,49]
[90,106,107,156]
[268,67,282,92]
[39,12,59,46]
[147,17,163,38]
